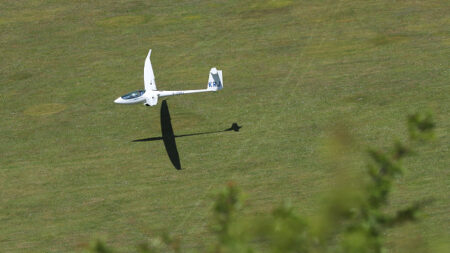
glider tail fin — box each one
[207,67,223,91]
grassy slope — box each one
[0,0,448,252]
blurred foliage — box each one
[90,240,113,253]
[407,112,435,141]
[89,113,440,252]
[136,232,181,253]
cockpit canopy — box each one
[121,90,145,100]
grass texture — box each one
[0,0,448,252]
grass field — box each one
[0,0,448,252]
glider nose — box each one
[114,97,125,104]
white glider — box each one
[114,49,223,106]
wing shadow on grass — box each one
[132,100,241,170]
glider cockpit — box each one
[114,90,146,104]
[122,90,145,99]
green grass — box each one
[0,0,448,252]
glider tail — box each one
[207,67,223,91]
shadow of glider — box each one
[133,100,241,170]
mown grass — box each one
[0,0,448,252]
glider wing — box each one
[144,49,157,91]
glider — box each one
[114,49,223,106]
